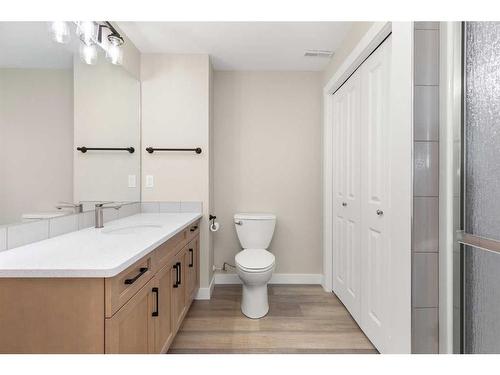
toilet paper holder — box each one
[209,215,217,226]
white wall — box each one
[213,71,323,274]
[141,54,213,288]
[73,59,141,203]
[0,68,73,224]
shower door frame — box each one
[445,21,500,353]
[438,21,462,354]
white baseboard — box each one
[194,274,215,300]
[214,272,323,285]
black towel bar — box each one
[77,146,135,154]
[146,147,202,154]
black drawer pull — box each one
[152,287,159,317]
[124,267,148,285]
[173,264,179,288]
[189,248,194,267]
[177,262,182,285]
[190,226,198,232]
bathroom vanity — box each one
[0,213,201,353]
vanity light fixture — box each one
[50,21,71,44]
[49,21,125,66]
[80,43,98,65]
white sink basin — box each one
[102,224,163,235]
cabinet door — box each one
[105,278,155,354]
[154,263,174,353]
[331,68,362,322]
[171,251,186,333]
[186,236,200,302]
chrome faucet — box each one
[95,202,122,229]
[56,202,83,214]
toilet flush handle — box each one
[234,220,243,225]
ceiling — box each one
[118,22,352,71]
[0,22,75,69]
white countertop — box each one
[0,213,202,278]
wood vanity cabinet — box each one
[0,220,201,354]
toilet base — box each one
[241,283,269,319]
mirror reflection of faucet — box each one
[55,202,83,214]
[95,202,122,228]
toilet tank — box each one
[234,213,276,249]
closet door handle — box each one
[124,267,148,285]
[152,287,159,317]
[342,202,347,207]
[376,209,384,216]
[173,264,179,288]
[189,248,194,267]
[176,262,182,285]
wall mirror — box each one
[0,22,141,225]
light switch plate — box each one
[145,175,154,188]
[128,175,137,188]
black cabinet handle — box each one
[189,248,194,267]
[177,262,182,285]
[152,287,159,317]
[190,226,198,232]
[124,267,148,285]
[173,264,179,288]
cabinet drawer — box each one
[154,229,187,269]
[105,253,155,318]
[187,220,200,242]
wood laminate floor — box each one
[169,285,377,354]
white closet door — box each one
[359,35,392,352]
[332,69,362,321]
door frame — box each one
[322,22,414,353]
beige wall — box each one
[213,71,322,274]
[322,22,374,85]
[73,59,141,203]
[141,54,213,287]
[0,68,74,224]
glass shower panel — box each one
[465,21,500,240]
[464,245,500,353]
[463,21,500,353]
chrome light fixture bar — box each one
[49,21,125,66]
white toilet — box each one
[234,213,276,319]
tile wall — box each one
[412,21,440,353]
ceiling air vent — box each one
[304,49,334,58]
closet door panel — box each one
[360,35,392,352]
[332,70,362,321]
[332,85,347,294]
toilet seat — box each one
[235,249,275,273]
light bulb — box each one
[80,43,97,65]
[76,21,96,45]
[50,21,70,44]
[106,43,123,65]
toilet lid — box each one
[235,249,275,270]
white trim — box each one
[322,21,392,294]
[214,272,323,285]
[386,22,413,354]
[439,21,462,354]
[194,274,215,300]
[323,22,392,95]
